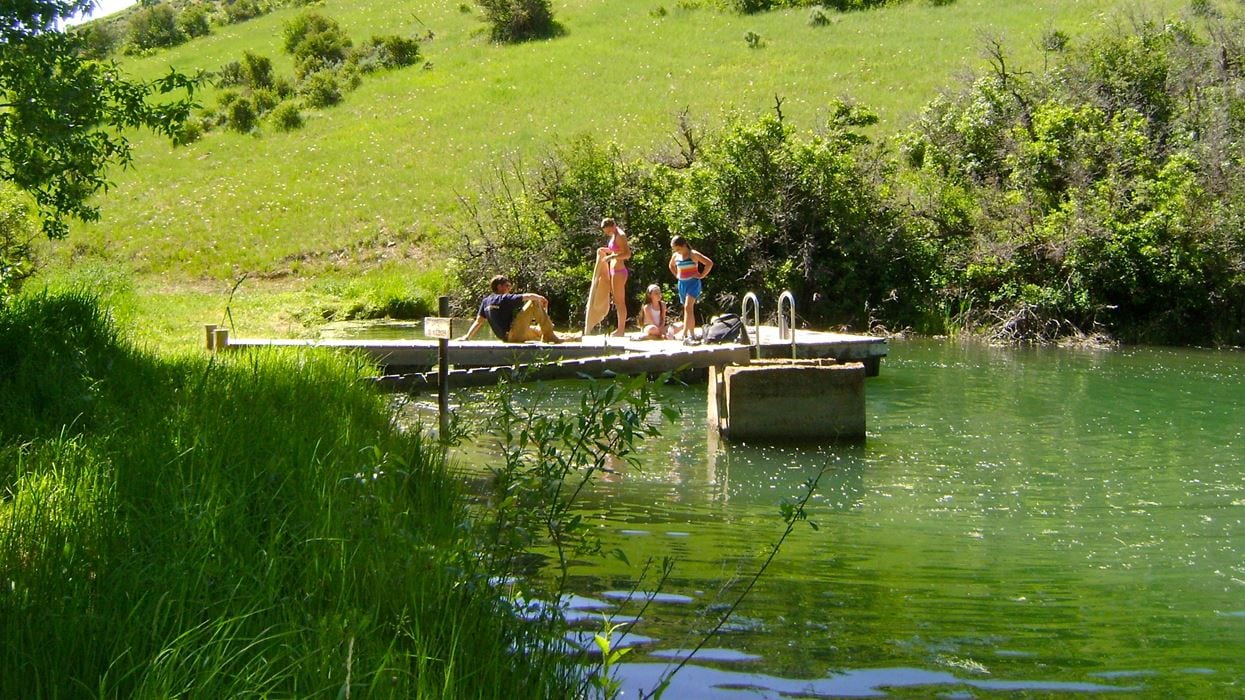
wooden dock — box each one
[210,324,887,392]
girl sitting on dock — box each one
[668,235,713,341]
[638,283,681,340]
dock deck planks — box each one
[219,325,887,390]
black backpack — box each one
[703,313,749,344]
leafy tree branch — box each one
[1,0,200,240]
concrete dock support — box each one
[709,359,865,441]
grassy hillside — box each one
[43,0,1182,350]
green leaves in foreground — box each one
[476,372,677,596]
[1,2,200,239]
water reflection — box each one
[613,663,1140,698]
[409,340,1245,697]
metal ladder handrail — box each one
[740,292,761,348]
[777,290,797,358]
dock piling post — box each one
[205,324,217,351]
[212,327,230,352]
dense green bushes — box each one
[282,10,353,79]
[126,4,182,51]
[902,15,1245,343]
[76,0,320,59]
[350,34,422,73]
[475,0,557,42]
[0,186,37,303]
[0,292,579,697]
[455,9,1245,345]
[191,13,420,139]
[176,3,212,38]
[724,0,953,14]
[121,0,266,55]
[453,102,935,330]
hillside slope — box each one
[44,0,1181,347]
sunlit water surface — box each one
[407,338,1245,697]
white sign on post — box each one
[424,317,453,340]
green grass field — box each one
[42,0,1184,351]
[0,292,580,697]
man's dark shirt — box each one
[479,293,526,340]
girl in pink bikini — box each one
[597,217,631,337]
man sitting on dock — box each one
[457,275,579,343]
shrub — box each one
[719,0,937,12]
[453,107,927,329]
[225,96,257,133]
[299,70,342,107]
[171,118,203,147]
[899,19,1245,343]
[283,11,352,78]
[214,60,244,87]
[1189,0,1217,18]
[450,136,652,321]
[727,0,773,13]
[273,75,295,99]
[475,0,556,43]
[269,101,304,131]
[1041,28,1069,52]
[808,6,832,26]
[339,63,363,91]
[198,107,222,129]
[239,50,274,89]
[745,30,763,48]
[126,4,183,52]
[176,4,211,39]
[74,23,120,59]
[0,186,38,303]
[251,87,279,113]
[349,35,422,73]
[223,0,263,24]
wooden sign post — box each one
[424,298,453,439]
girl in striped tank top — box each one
[668,235,714,342]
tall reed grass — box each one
[0,291,576,697]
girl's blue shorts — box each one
[677,277,702,302]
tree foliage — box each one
[455,10,1245,345]
[282,10,351,79]
[0,184,37,302]
[125,3,181,52]
[0,0,198,241]
[724,0,954,14]
[902,15,1245,344]
[475,0,556,43]
[453,101,934,330]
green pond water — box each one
[421,338,1245,697]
